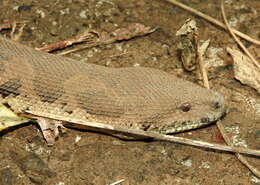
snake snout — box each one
[212,101,222,109]
[211,92,225,110]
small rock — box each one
[79,10,87,19]
[10,146,56,184]
[181,158,192,167]
[18,5,32,12]
[36,9,46,18]
[20,153,56,184]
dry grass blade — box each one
[221,1,260,69]
[165,0,260,46]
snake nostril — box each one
[180,103,191,112]
[213,101,221,109]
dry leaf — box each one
[227,47,260,94]
[0,103,31,131]
[176,19,197,36]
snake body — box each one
[0,36,226,134]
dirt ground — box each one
[0,0,260,184]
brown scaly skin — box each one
[0,36,226,144]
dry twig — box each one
[221,2,260,69]
[194,35,210,89]
[59,23,156,55]
[60,120,260,157]
[164,0,260,46]
[37,23,157,55]
[36,30,98,52]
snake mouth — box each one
[158,102,227,134]
[162,109,226,134]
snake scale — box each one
[0,36,226,140]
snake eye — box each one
[180,103,191,112]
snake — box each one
[0,36,226,143]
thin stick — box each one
[60,120,260,157]
[217,121,260,178]
[221,2,260,69]
[36,30,97,52]
[195,35,210,89]
[59,24,156,55]
[21,111,260,157]
[197,50,209,89]
[165,0,260,46]
[36,23,156,55]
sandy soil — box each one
[0,0,259,184]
